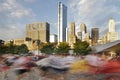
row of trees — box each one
[0,40,91,55]
[40,40,91,55]
[0,43,29,55]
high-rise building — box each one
[107,32,118,43]
[101,18,118,44]
[84,33,92,46]
[80,23,87,41]
[109,18,115,32]
[102,34,108,44]
[58,2,67,43]
[26,22,50,43]
[107,18,118,43]
[84,33,90,42]
[91,28,99,45]
[69,22,76,48]
[80,23,87,33]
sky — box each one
[0,0,120,40]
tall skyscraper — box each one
[69,22,76,48]
[91,28,99,45]
[80,23,87,41]
[26,22,50,43]
[107,18,118,43]
[80,23,87,33]
[101,18,118,44]
[109,18,115,32]
[58,2,67,43]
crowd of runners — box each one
[0,53,120,80]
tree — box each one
[74,41,91,55]
[0,44,7,54]
[14,44,29,54]
[54,42,70,54]
[0,43,29,54]
[40,43,56,54]
[5,43,16,54]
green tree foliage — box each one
[40,43,56,54]
[74,41,91,55]
[0,44,29,54]
[4,43,16,54]
[54,42,70,54]
[14,44,29,54]
[39,42,46,50]
[0,44,7,54]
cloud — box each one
[0,24,25,40]
[68,0,120,39]
[0,0,35,18]
[24,0,36,3]
[0,0,35,40]
[10,10,31,18]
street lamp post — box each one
[10,39,14,54]
[10,40,14,45]
[37,39,40,55]
[37,30,41,55]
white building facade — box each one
[50,34,57,43]
[107,18,118,42]
[102,18,118,44]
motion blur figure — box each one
[105,75,120,80]
[13,56,37,80]
[0,57,10,80]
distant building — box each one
[102,34,108,44]
[50,34,57,43]
[109,18,115,32]
[14,38,25,45]
[102,18,118,44]
[58,2,67,43]
[80,23,87,33]
[5,38,33,50]
[97,39,103,44]
[5,40,14,45]
[26,22,50,43]
[107,32,118,43]
[69,22,76,48]
[80,23,87,41]
[83,33,92,46]
[77,32,82,40]
[66,27,69,42]
[26,22,50,50]
[84,33,90,41]
[91,28,99,45]
[107,18,118,42]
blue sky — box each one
[0,0,120,40]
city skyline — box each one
[0,0,120,40]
